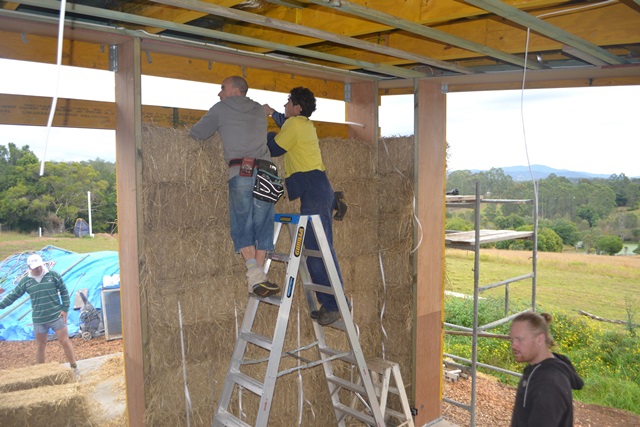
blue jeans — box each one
[228,173,275,253]
[295,172,343,312]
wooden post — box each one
[413,80,446,425]
[115,37,147,427]
[346,81,378,144]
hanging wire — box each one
[178,301,192,427]
[377,250,389,360]
[40,0,67,176]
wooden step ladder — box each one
[213,214,414,427]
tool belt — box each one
[229,157,284,203]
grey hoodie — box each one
[190,96,271,180]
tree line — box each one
[2,143,639,255]
[0,143,117,234]
[447,168,640,255]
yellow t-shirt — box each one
[274,116,325,178]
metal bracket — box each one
[344,82,351,103]
[108,45,118,72]
[144,50,153,64]
[441,83,449,94]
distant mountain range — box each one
[457,165,616,181]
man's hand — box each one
[60,311,68,324]
[263,104,275,116]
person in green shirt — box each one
[0,254,79,378]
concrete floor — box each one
[76,352,125,424]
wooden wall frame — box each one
[413,80,447,425]
[115,37,147,427]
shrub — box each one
[596,235,623,255]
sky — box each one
[1,58,639,177]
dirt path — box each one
[443,372,640,427]
[1,338,638,426]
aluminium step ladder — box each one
[213,214,414,427]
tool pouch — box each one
[239,157,255,177]
[253,159,285,203]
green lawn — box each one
[0,232,118,262]
[445,248,640,323]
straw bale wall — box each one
[139,125,415,426]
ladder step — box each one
[319,346,356,365]
[301,248,322,258]
[386,407,411,424]
[326,375,366,395]
[333,402,377,426]
[250,293,282,306]
[229,371,264,397]
[214,409,252,427]
[269,252,290,262]
[239,331,272,351]
[365,357,397,374]
[304,283,336,295]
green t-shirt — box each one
[274,115,325,177]
[0,270,70,324]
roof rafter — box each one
[149,0,476,74]
[14,0,425,79]
[305,0,546,70]
[463,0,627,65]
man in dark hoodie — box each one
[190,76,279,298]
[510,311,584,427]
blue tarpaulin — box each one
[0,245,120,341]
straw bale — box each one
[376,172,414,216]
[143,183,229,229]
[378,246,413,288]
[0,363,73,393]
[146,361,218,426]
[145,274,248,327]
[147,319,237,369]
[141,227,239,280]
[0,383,88,427]
[142,124,223,186]
[320,137,375,177]
[328,177,377,219]
[378,136,414,176]
[333,216,378,257]
[378,208,414,248]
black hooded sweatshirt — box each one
[511,352,584,427]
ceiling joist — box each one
[14,0,425,79]
[148,0,476,74]
[463,0,628,65]
[304,0,546,70]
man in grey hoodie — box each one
[510,311,584,427]
[190,76,279,298]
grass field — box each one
[445,248,640,322]
[2,232,637,322]
[0,232,119,261]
